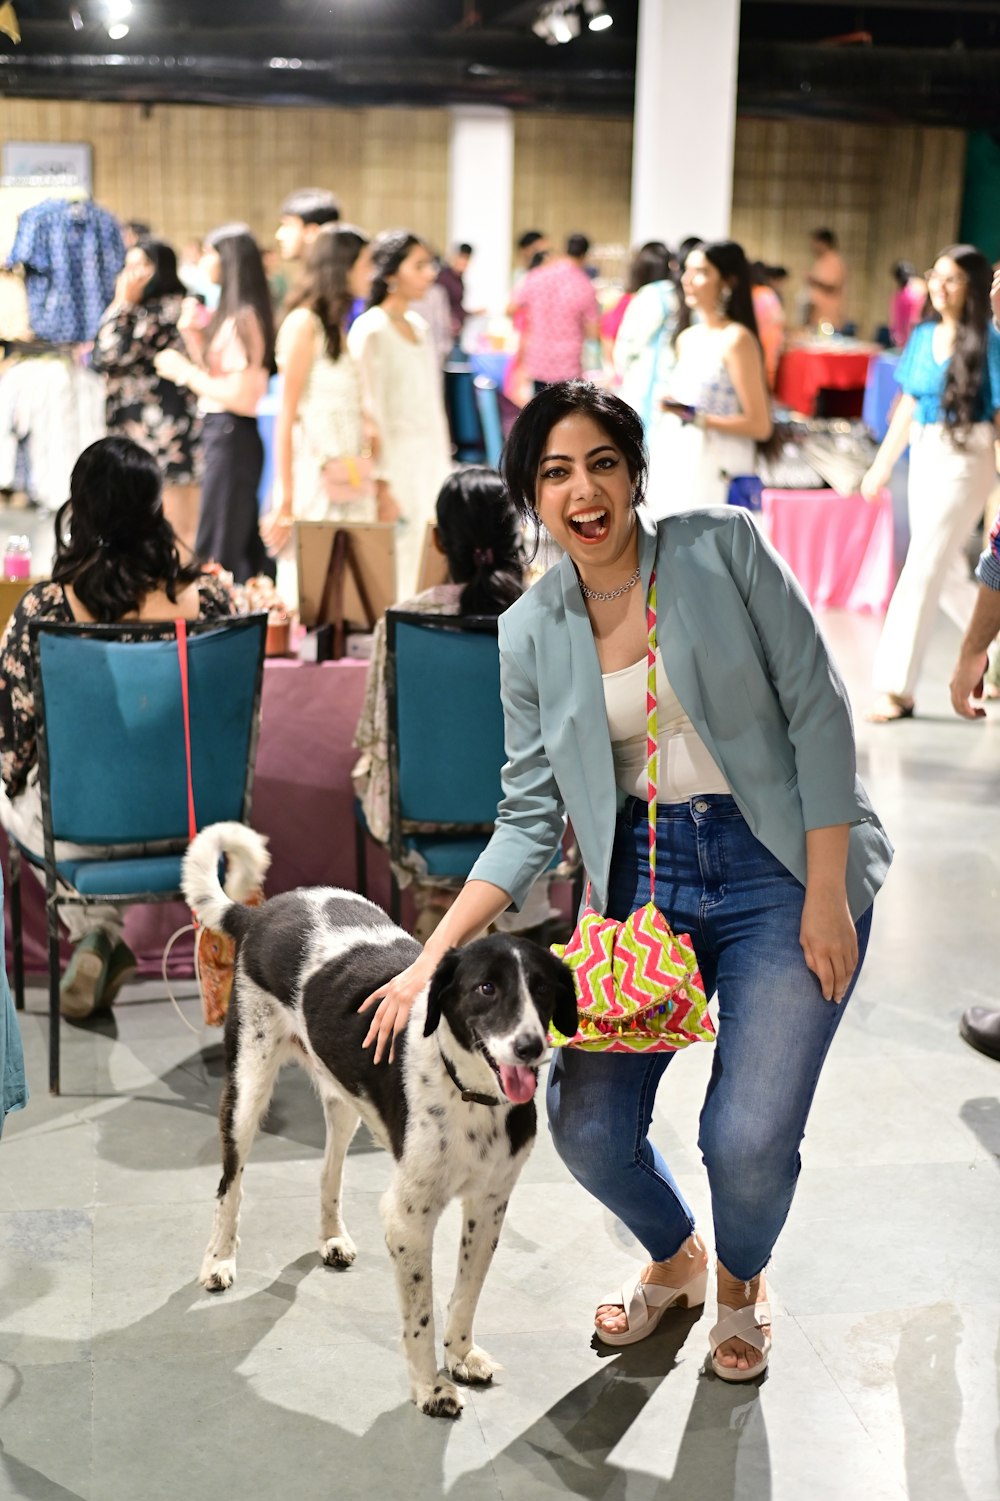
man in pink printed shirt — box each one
[512,232,601,393]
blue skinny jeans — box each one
[546,794,872,1281]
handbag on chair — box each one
[549,571,716,1054]
[175,619,265,1026]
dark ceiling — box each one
[2,1,1000,127]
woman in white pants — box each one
[861,245,1000,721]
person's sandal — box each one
[595,1240,709,1348]
[708,1295,772,1381]
[59,930,114,1020]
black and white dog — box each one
[182,822,577,1418]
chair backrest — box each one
[31,614,267,848]
[473,376,504,469]
[386,612,505,840]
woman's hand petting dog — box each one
[361,951,437,1063]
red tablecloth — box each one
[761,488,894,615]
[776,346,878,417]
[2,657,403,979]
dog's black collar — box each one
[438,1042,504,1108]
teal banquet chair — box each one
[355,610,574,927]
[8,614,267,1094]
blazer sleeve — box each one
[466,613,567,909]
[726,510,864,832]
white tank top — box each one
[602,649,731,801]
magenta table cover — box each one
[761,488,895,616]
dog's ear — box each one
[424,948,461,1036]
[549,957,579,1040]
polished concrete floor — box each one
[2,594,1000,1500]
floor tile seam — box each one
[792,1309,916,1501]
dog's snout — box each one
[513,1032,544,1063]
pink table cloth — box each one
[3,657,404,980]
[761,487,894,616]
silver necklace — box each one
[578,565,641,602]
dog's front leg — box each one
[381,1179,461,1418]
[444,1186,514,1386]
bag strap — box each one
[645,569,658,903]
[582,567,657,912]
[176,618,197,843]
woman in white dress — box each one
[348,231,454,599]
[261,225,375,606]
[647,241,772,518]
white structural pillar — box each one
[630,0,741,248]
[447,105,514,319]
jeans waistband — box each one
[621,793,740,827]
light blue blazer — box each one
[469,509,893,921]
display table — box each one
[776,343,879,418]
[761,487,894,615]
[862,350,902,441]
[2,657,401,980]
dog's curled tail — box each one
[182,821,271,935]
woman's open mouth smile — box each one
[568,508,611,543]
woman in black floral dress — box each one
[92,240,202,553]
[0,437,235,1019]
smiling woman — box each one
[360,379,893,1385]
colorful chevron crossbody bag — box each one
[549,570,716,1055]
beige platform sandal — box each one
[595,1236,709,1348]
[708,1295,772,1381]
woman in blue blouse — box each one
[860,244,1000,721]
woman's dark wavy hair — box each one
[50,437,203,622]
[674,239,760,348]
[626,241,671,294]
[204,223,276,370]
[137,239,185,301]
[434,468,525,616]
[930,244,993,448]
[501,381,648,523]
[367,229,423,308]
[284,224,369,360]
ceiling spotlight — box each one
[583,0,613,29]
[107,21,129,37]
[69,6,84,29]
[105,0,132,20]
[533,2,580,45]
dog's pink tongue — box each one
[499,1064,537,1104]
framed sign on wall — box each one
[1,142,93,192]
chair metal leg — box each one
[9,840,24,1011]
[47,896,61,1095]
[389,870,401,927]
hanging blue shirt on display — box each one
[895,319,1000,426]
[6,198,125,345]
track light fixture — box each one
[533,1,611,46]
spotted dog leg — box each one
[317,1085,360,1268]
[444,1188,514,1385]
[381,1177,459,1418]
[200,1023,285,1292]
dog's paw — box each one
[414,1379,464,1419]
[199,1255,236,1292]
[446,1344,497,1385]
[320,1234,357,1269]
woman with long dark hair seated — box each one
[0,437,235,1019]
[155,224,275,584]
[353,466,552,939]
[861,244,1000,721]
